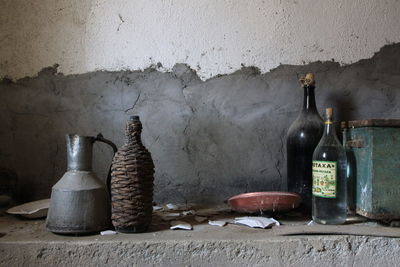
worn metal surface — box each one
[347,125,400,219]
[66,134,95,171]
[348,119,400,128]
[346,139,365,148]
[46,134,115,233]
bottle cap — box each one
[129,115,140,122]
[299,73,315,87]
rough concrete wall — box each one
[0,44,400,203]
[1,236,400,266]
[1,0,400,80]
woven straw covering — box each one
[110,116,154,232]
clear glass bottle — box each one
[287,73,324,214]
[341,122,356,215]
[312,108,347,224]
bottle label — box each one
[312,160,337,198]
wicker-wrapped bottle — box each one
[110,116,155,233]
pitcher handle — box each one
[95,133,118,153]
[94,133,118,197]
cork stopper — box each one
[325,108,333,122]
[299,73,315,87]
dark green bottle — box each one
[287,73,324,213]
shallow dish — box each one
[6,199,50,219]
[228,192,301,213]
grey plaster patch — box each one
[0,43,400,204]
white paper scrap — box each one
[234,217,280,229]
[194,216,208,223]
[153,206,163,211]
[170,220,193,230]
[100,230,117,236]
[166,203,179,210]
[182,210,196,216]
[208,220,227,227]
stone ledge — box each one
[1,215,400,266]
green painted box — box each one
[344,119,400,220]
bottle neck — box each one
[321,121,340,144]
[342,127,347,148]
[303,86,317,111]
[324,122,334,135]
[128,132,142,144]
[126,121,143,145]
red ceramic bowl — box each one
[228,191,301,213]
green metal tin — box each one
[344,119,400,220]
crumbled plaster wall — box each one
[1,44,400,203]
[1,0,400,80]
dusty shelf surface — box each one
[1,208,400,266]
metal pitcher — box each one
[46,133,117,234]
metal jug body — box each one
[46,134,115,234]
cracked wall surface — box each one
[0,44,400,204]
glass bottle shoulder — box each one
[287,111,324,141]
[313,136,347,162]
